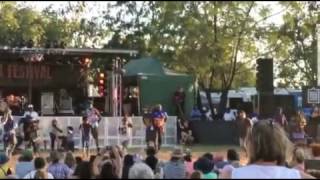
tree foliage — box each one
[266,1,319,88]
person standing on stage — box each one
[119,114,133,152]
[79,116,92,157]
[151,104,168,150]
[236,110,252,151]
[173,87,186,118]
[85,100,102,153]
[1,107,17,157]
[23,104,39,121]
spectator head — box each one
[100,161,117,179]
[19,149,33,162]
[65,152,76,169]
[50,151,62,164]
[203,153,214,161]
[171,147,184,161]
[124,154,135,167]
[146,146,157,156]
[34,157,47,179]
[0,153,9,165]
[227,149,240,162]
[246,119,293,165]
[292,147,305,164]
[195,157,214,174]
[190,171,202,179]
[128,162,155,179]
[184,149,192,162]
[226,108,231,113]
[75,156,82,166]
[74,161,92,179]
[145,155,158,171]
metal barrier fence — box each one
[1,116,177,149]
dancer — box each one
[119,114,133,151]
[79,116,92,157]
[49,119,63,151]
[85,101,102,153]
[1,107,17,157]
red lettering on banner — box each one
[0,64,53,80]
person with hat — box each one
[15,149,34,178]
[0,153,12,178]
[163,147,186,179]
[23,104,39,121]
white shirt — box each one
[24,170,54,179]
[224,112,236,122]
[232,165,301,179]
[23,111,39,120]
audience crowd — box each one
[0,117,319,179]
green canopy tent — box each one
[124,57,195,116]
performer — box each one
[151,104,168,150]
[49,119,63,151]
[79,116,92,157]
[18,104,38,149]
[23,104,39,120]
[274,107,288,131]
[236,110,252,151]
[29,119,41,155]
[85,100,102,153]
[119,114,133,151]
[1,107,17,157]
[173,87,186,119]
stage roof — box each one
[0,46,138,58]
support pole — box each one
[317,24,320,86]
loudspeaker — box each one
[256,58,274,93]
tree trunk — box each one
[205,88,214,120]
[199,81,214,120]
[218,89,228,117]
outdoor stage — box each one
[1,116,177,149]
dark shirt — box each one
[173,91,185,104]
[79,123,92,137]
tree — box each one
[102,1,274,115]
[266,1,319,88]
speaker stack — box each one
[256,58,274,118]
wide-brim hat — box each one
[171,147,184,158]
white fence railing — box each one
[0,116,177,149]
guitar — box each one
[153,117,166,134]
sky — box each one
[20,1,286,25]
